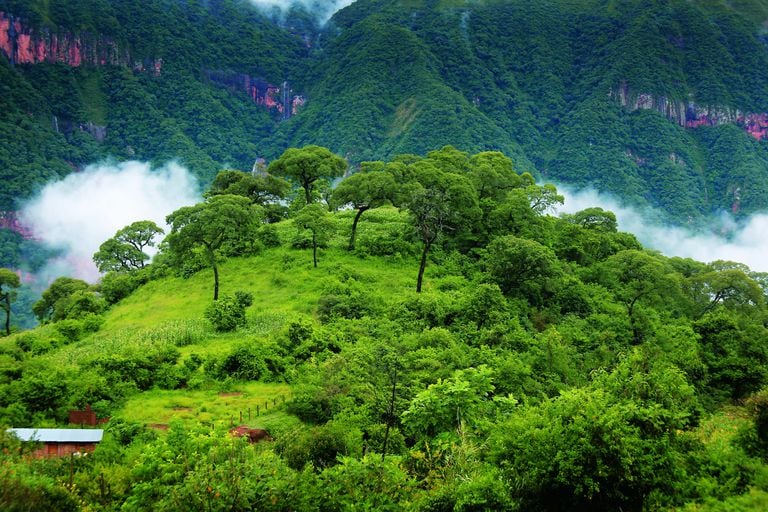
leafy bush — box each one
[257,224,282,247]
[204,292,252,332]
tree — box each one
[689,260,765,317]
[294,203,335,268]
[403,161,479,292]
[32,277,90,323]
[597,250,676,344]
[267,145,347,205]
[164,195,259,300]
[482,235,561,306]
[332,170,397,250]
[563,207,618,232]
[0,268,20,335]
[93,220,164,273]
[207,169,291,221]
[467,151,520,202]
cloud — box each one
[248,0,356,23]
[20,161,201,282]
[555,185,768,273]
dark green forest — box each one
[2,0,768,220]
[2,146,768,510]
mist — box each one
[556,185,768,273]
[20,161,201,283]
[248,0,356,23]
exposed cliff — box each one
[0,11,161,71]
[0,211,33,239]
[613,81,768,141]
[203,70,305,119]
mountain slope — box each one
[2,0,768,222]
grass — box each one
[117,382,292,429]
[4,209,443,433]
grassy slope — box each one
[8,208,420,428]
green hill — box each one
[3,149,768,510]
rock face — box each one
[204,70,305,118]
[1,12,300,119]
[613,81,767,141]
[0,11,132,67]
[0,211,34,239]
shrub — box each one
[257,224,282,247]
[204,293,251,332]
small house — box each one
[7,428,104,458]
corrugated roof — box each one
[7,428,104,443]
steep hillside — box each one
[3,0,768,223]
[287,0,768,220]
[0,0,309,212]
[2,165,768,509]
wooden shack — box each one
[7,428,104,458]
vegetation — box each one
[1,145,768,510]
[2,0,768,223]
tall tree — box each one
[404,161,479,292]
[332,170,397,250]
[0,268,20,335]
[267,145,347,205]
[294,203,335,268]
[207,169,291,221]
[93,220,164,273]
[164,195,259,300]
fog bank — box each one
[20,161,200,282]
[557,185,768,272]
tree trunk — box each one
[416,240,431,293]
[348,207,368,251]
[213,262,220,300]
[304,181,313,205]
[312,231,318,268]
[207,246,219,301]
[3,294,10,336]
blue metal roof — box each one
[7,428,104,443]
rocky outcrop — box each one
[204,71,305,118]
[0,211,34,238]
[613,81,767,141]
[611,81,688,126]
[0,12,161,73]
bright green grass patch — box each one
[117,382,292,429]
[101,241,418,335]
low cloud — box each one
[556,185,768,273]
[248,0,356,23]
[20,161,201,282]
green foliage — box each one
[164,194,261,299]
[204,292,252,332]
[268,145,347,204]
[2,140,768,510]
[32,276,103,323]
[93,220,164,273]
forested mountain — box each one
[2,0,768,224]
